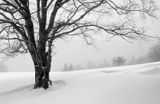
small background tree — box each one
[148,41,160,62]
[62,63,74,71]
[112,56,126,66]
[0,61,7,72]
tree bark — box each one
[29,44,52,89]
[34,59,51,89]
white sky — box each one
[2,1,160,72]
[5,28,159,72]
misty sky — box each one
[5,18,160,72]
[1,1,160,72]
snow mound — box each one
[0,62,160,104]
[140,67,160,75]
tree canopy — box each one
[0,0,156,55]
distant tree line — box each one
[128,41,160,65]
[62,41,160,71]
[62,56,127,71]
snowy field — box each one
[0,62,160,104]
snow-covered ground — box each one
[0,62,160,104]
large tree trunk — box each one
[34,63,51,89]
[29,45,52,89]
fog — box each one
[1,1,160,72]
[4,34,158,72]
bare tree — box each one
[112,56,126,66]
[0,0,156,89]
[0,61,7,72]
[148,41,160,62]
[62,63,74,71]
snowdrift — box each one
[0,62,160,104]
